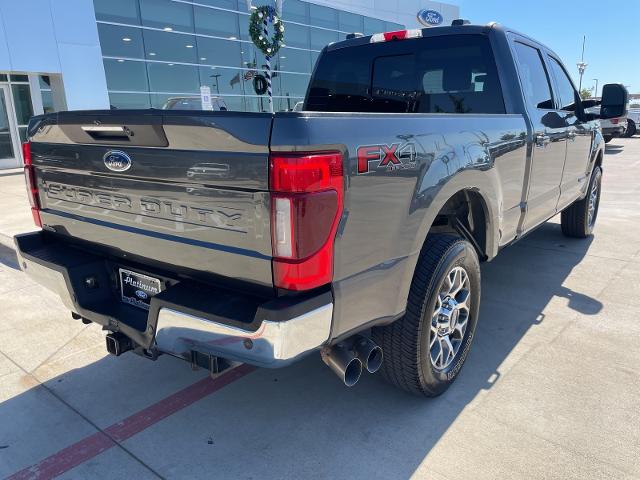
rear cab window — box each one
[305,34,506,114]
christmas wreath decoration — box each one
[248,5,285,57]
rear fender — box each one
[395,169,501,319]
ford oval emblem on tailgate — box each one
[103,150,132,172]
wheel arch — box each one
[393,176,500,322]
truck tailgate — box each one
[28,110,274,287]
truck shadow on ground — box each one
[0,242,19,269]
[0,221,603,478]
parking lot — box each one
[0,137,639,480]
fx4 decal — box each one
[357,142,417,174]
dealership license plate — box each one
[119,268,162,310]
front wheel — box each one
[561,165,602,238]
[623,120,636,137]
[373,235,481,397]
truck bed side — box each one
[271,111,528,340]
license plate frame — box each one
[119,268,162,311]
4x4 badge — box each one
[357,142,417,174]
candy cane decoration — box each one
[263,15,273,113]
[249,5,284,113]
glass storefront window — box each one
[277,48,311,73]
[309,4,338,30]
[363,17,385,35]
[42,90,55,114]
[310,28,339,50]
[39,75,51,89]
[0,91,14,159]
[109,92,152,109]
[151,93,187,109]
[196,37,243,68]
[194,7,240,39]
[140,0,194,32]
[283,0,309,23]
[276,96,303,112]
[276,73,310,97]
[96,0,407,113]
[197,0,241,9]
[103,59,149,91]
[199,67,249,95]
[310,51,320,70]
[147,62,199,93]
[241,45,267,72]
[244,96,270,112]
[143,30,198,63]
[11,84,33,125]
[339,11,363,33]
[385,21,405,31]
[98,24,145,59]
[94,0,141,25]
[285,23,310,49]
[221,95,244,112]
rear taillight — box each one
[610,118,619,124]
[270,152,343,291]
[370,29,422,43]
[22,142,42,228]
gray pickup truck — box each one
[17,22,627,397]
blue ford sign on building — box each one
[417,9,444,27]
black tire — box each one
[603,135,613,143]
[561,165,602,238]
[623,120,636,138]
[372,235,481,397]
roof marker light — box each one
[370,29,422,43]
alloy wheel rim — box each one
[588,172,601,228]
[429,266,471,371]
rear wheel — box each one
[623,120,636,137]
[561,165,602,238]
[373,235,481,397]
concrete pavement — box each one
[0,138,639,479]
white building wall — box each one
[303,0,460,30]
[0,0,109,110]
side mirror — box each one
[599,83,628,119]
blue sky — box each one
[454,0,640,95]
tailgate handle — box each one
[81,125,132,141]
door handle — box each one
[567,131,576,141]
[535,133,550,148]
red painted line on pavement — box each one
[6,363,256,480]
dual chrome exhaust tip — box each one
[321,335,383,387]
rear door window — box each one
[306,34,505,114]
[512,42,554,110]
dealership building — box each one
[0,0,458,169]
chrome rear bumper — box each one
[155,304,333,367]
[16,231,334,369]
